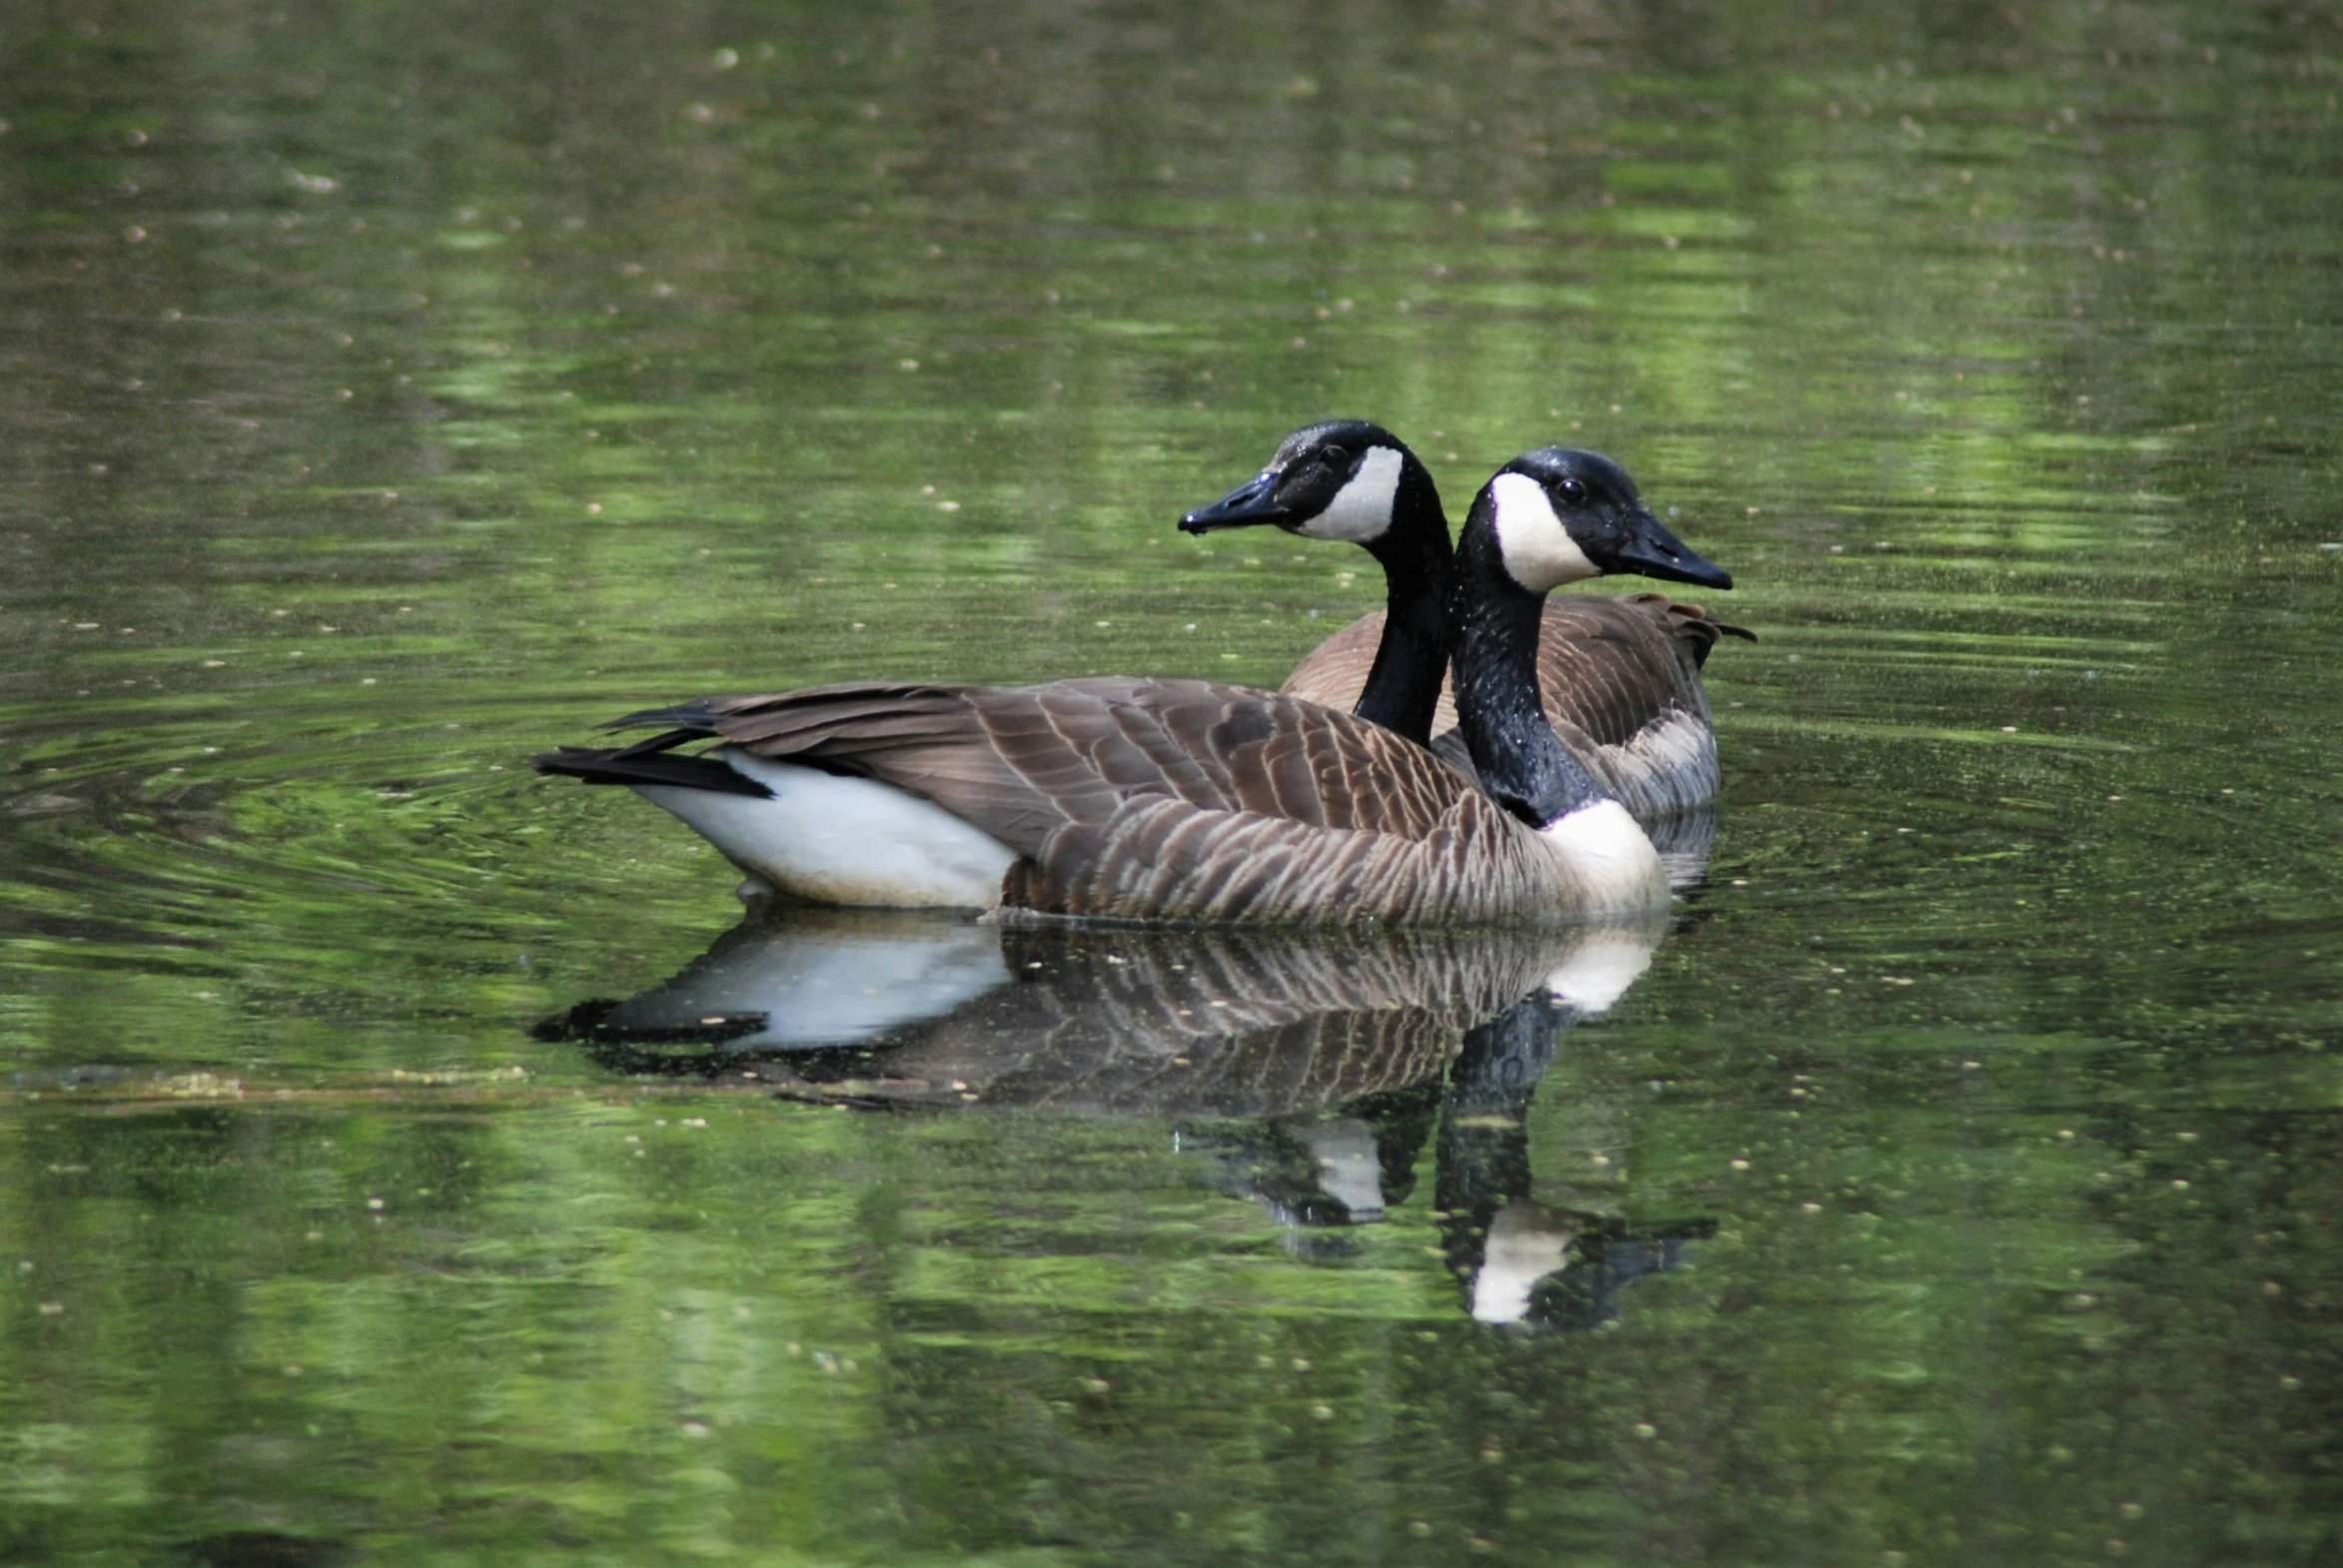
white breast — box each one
[1536,799,1669,913]
[631,748,1019,909]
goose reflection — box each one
[540,885,1717,1330]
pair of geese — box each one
[536,420,1748,924]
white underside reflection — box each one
[591,909,1011,1047]
[1305,1120,1387,1222]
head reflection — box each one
[543,893,1715,1330]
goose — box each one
[533,446,1731,924]
[1180,420,1751,819]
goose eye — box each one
[1320,445,1349,469]
[1553,476,1588,506]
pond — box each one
[3,2,2341,1563]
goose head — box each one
[1178,419,1445,557]
[1485,447,1733,592]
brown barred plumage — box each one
[1279,593,1752,820]
[548,676,1653,924]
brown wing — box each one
[593,677,1570,923]
[1281,592,1743,740]
[603,677,1473,853]
[1280,593,1750,818]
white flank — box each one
[1541,927,1660,1015]
[1618,709,1716,787]
[1490,471,1598,591]
[604,920,1010,1047]
[632,747,1018,909]
[1300,444,1404,541]
[1537,798,1668,912]
[1471,1205,1575,1325]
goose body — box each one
[538,447,1729,924]
[1180,421,1750,820]
[542,676,1658,921]
[1280,593,1742,820]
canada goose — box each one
[534,447,1730,923]
[1180,420,1752,819]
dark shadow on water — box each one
[174,1533,353,1568]
[541,901,1715,1330]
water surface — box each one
[4,2,2342,1564]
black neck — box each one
[1349,455,1454,747]
[1447,493,1608,828]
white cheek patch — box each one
[1490,471,1598,590]
[1298,445,1403,541]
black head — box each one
[1480,447,1732,592]
[1178,419,1439,549]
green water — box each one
[5,1,2343,1562]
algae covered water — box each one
[4,3,2342,1564]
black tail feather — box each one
[531,747,772,796]
[604,699,735,735]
